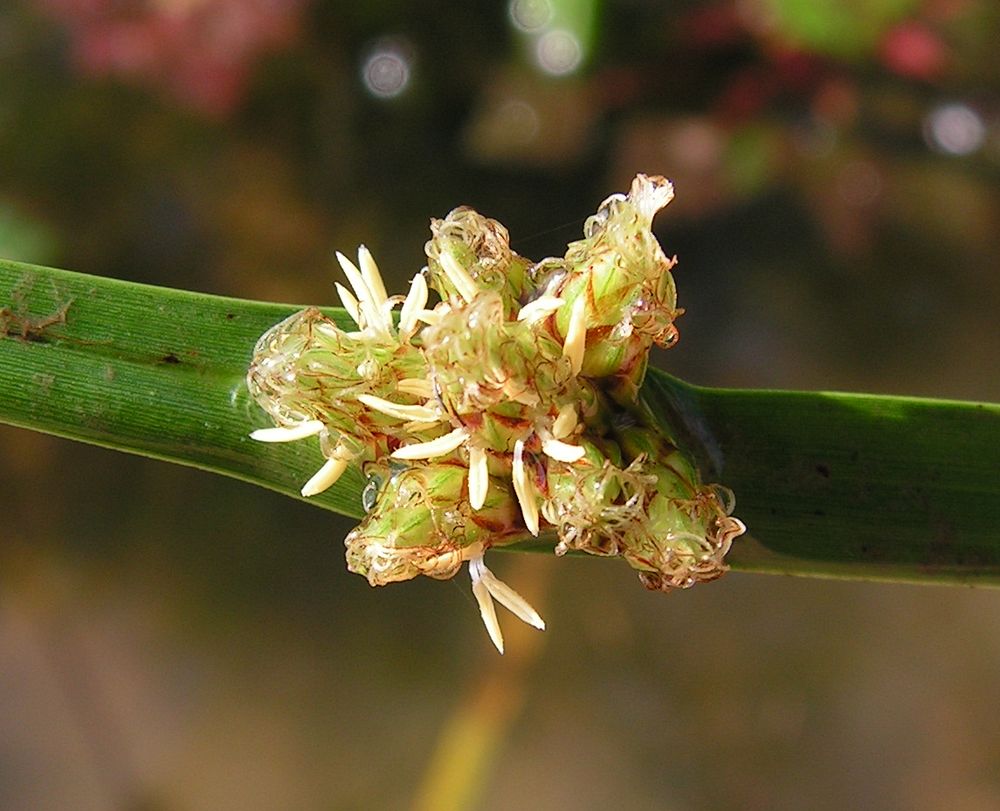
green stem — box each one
[3,258,999,585]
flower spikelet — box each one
[425,206,531,309]
[345,463,522,585]
[420,292,575,428]
[550,174,682,390]
[247,307,435,465]
[544,455,659,558]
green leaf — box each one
[3,258,999,585]
[0,257,366,519]
[642,374,1000,586]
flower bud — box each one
[425,206,531,311]
[345,462,524,586]
[547,174,681,388]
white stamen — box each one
[414,308,443,325]
[300,457,349,497]
[552,403,578,439]
[336,251,388,332]
[512,439,539,536]
[379,299,397,332]
[468,555,546,653]
[334,282,361,326]
[358,394,440,423]
[479,567,545,630]
[470,560,504,654]
[398,272,429,337]
[392,427,469,460]
[250,420,325,442]
[631,174,675,221]
[439,250,479,303]
[336,251,372,304]
[357,245,388,306]
[396,378,434,398]
[542,438,586,462]
[563,294,587,376]
[468,446,489,509]
[517,295,564,322]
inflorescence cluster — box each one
[247,175,745,652]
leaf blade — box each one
[0,258,365,517]
[644,373,1000,585]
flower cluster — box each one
[247,175,745,652]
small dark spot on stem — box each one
[226,313,236,320]
[161,353,181,364]
[815,463,830,478]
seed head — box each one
[247,176,746,651]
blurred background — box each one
[2,0,1000,808]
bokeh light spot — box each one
[361,40,412,99]
[880,22,946,81]
[509,0,553,32]
[923,103,986,156]
[534,28,582,76]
